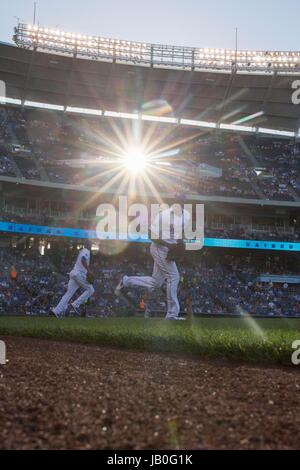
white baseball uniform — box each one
[123,207,190,319]
[53,247,94,316]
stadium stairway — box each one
[10,156,23,179]
[2,118,27,179]
[249,180,265,200]
[237,135,260,167]
[237,135,265,199]
[33,157,50,181]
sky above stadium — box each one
[1,0,300,51]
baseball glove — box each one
[166,241,185,262]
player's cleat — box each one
[70,304,80,316]
[115,277,135,308]
[165,316,186,321]
[115,277,125,296]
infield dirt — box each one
[0,336,300,450]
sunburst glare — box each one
[122,147,149,174]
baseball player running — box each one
[51,240,94,318]
[115,201,190,320]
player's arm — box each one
[81,256,89,271]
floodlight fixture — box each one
[13,22,300,72]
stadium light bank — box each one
[4,22,300,139]
[13,23,300,73]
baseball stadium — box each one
[1,3,300,452]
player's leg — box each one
[52,277,79,317]
[120,243,166,290]
[71,275,94,312]
[165,263,180,320]
[149,244,181,319]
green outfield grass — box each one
[0,316,300,365]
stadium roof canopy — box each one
[0,23,300,135]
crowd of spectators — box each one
[0,241,300,318]
[0,155,15,177]
[1,105,300,201]
[249,138,300,200]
